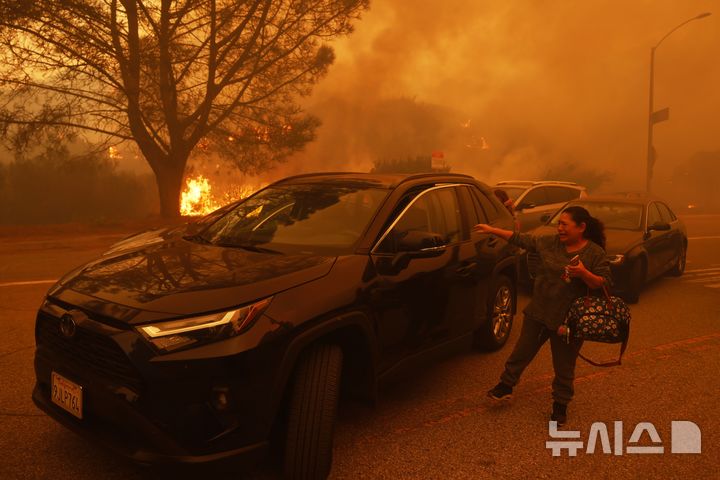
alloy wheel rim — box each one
[679,250,686,271]
[492,286,512,339]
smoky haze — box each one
[272,0,719,202]
[6,0,717,223]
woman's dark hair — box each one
[561,206,606,250]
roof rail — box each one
[401,172,474,181]
[532,180,580,186]
[272,171,475,189]
[274,172,367,183]
[496,180,580,186]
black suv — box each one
[33,173,518,478]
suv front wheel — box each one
[476,274,514,350]
[284,344,343,480]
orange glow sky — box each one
[279,0,719,193]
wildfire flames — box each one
[180,174,259,216]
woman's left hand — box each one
[566,260,588,278]
[567,260,606,289]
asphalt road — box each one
[1,216,719,479]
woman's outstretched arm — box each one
[473,224,514,240]
[474,224,540,252]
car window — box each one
[460,186,487,225]
[376,187,461,253]
[471,187,500,222]
[656,203,676,223]
[549,202,643,230]
[546,187,581,204]
[198,184,388,253]
[434,188,462,243]
[647,203,663,227]
[519,187,549,208]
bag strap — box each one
[576,329,630,367]
[585,284,612,302]
[600,284,612,302]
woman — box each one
[474,206,611,425]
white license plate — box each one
[51,372,83,419]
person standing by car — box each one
[494,189,520,231]
[474,206,612,425]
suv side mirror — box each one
[648,222,671,232]
[374,230,448,274]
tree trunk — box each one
[154,162,186,219]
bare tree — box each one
[0,0,368,217]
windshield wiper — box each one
[216,242,282,254]
[182,233,211,245]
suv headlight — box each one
[608,254,625,265]
[137,297,272,353]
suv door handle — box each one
[456,262,477,276]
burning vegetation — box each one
[180,174,261,217]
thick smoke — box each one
[275,0,719,203]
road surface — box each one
[1,215,718,479]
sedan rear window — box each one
[549,202,644,230]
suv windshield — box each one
[194,183,388,253]
[549,202,643,231]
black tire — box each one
[624,258,645,304]
[284,344,343,480]
[668,244,687,277]
[477,274,515,350]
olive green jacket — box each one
[510,233,613,330]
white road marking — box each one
[685,268,720,273]
[688,236,720,240]
[685,277,720,284]
[683,271,720,278]
[0,280,57,288]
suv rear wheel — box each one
[284,344,343,480]
[476,274,514,350]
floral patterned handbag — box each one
[562,286,631,367]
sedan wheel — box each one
[477,274,514,350]
[668,246,687,277]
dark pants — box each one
[500,316,583,405]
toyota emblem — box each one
[59,314,77,339]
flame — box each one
[180,175,215,216]
[180,174,262,216]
